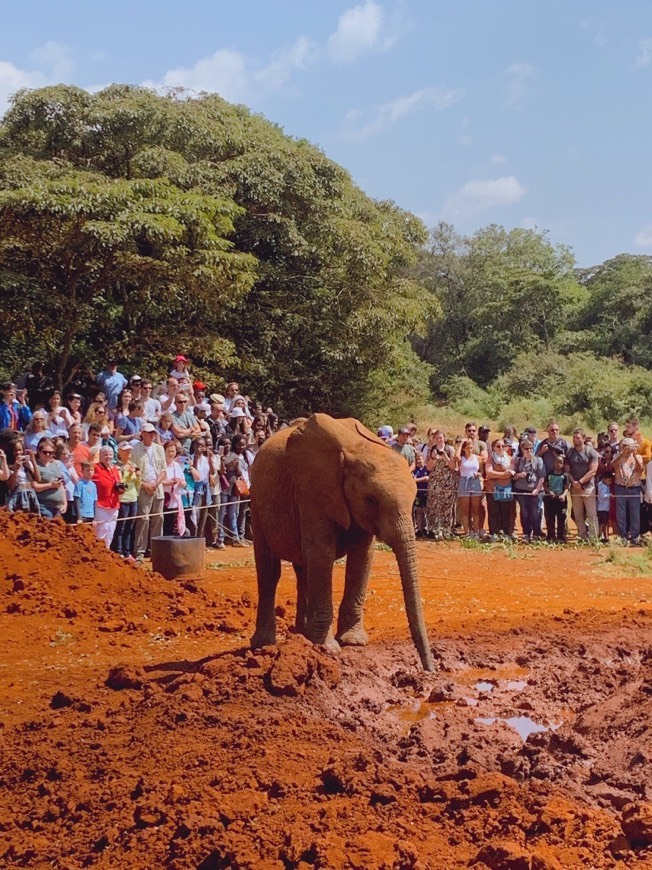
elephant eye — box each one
[365,494,379,510]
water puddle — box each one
[504,679,528,691]
[474,680,495,693]
[388,699,438,724]
[475,715,560,741]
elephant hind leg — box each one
[293,563,307,635]
[251,533,282,649]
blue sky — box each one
[1,1,652,266]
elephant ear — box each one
[286,413,355,529]
[336,417,390,448]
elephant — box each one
[249,413,434,671]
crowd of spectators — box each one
[2,356,652,554]
[380,419,652,545]
[0,356,286,564]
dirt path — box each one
[1,513,651,868]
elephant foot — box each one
[317,635,341,656]
[336,626,369,647]
[250,629,277,650]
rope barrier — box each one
[111,495,250,524]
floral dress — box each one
[426,447,457,537]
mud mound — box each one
[0,509,251,638]
[4,628,651,869]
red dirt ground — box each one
[1,510,651,869]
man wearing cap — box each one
[132,424,167,563]
[96,360,127,410]
[377,425,394,443]
[129,375,143,402]
[192,381,207,404]
[392,428,416,471]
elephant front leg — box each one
[250,534,282,649]
[303,544,340,653]
[336,532,374,646]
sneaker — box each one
[124,555,136,564]
[215,541,226,550]
[232,540,248,548]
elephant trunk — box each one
[392,523,434,671]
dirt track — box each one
[1,511,652,869]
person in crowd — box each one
[606,422,620,454]
[192,381,208,404]
[455,438,483,537]
[596,432,609,453]
[543,447,569,543]
[250,420,267,454]
[478,425,491,449]
[111,388,133,425]
[207,398,229,445]
[67,424,91,476]
[425,429,457,539]
[464,422,488,532]
[159,377,180,414]
[83,401,112,437]
[24,410,49,452]
[141,380,161,423]
[206,435,232,549]
[112,441,140,560]
[512,439,545,542]
[114,399,144,444]
[55,441,79,523]
[0,445,8,484]
[4,438,40,513]
[74,462,98,525]
[485,438,516,539]
[503,426,519,456]
[32,438,67,518]
[597,470,614,545]
[565,428,599,541]
[536,422,569,472]
[0,383,33,432]
[170,354,191,382]
[624,416,652,536]
[193,403,212,443]
[187,437,214,539]
[419,428,437,459]
[392,427,416,471]
[129,375,144,402]
[612,437,644,544]
[598,443,617,536]
[223,382,242,414]
[46,391,69,440]
[412,451,429,537]
[523,426,541,453]
[93,446,123,548]
[224,434,253,546]
[60,393,83,429]
[83,424,103,464]
[132,423,167,563]
[162,439,187,536]
[157,411,176,444]
[377,425,394,443]
[100,426,119,461]
[25,362,54,411]
[171,394,201,452]
[96,359,127,410]
[228,406,251,439]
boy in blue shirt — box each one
[74,461,98,524]
[412,451,429,538]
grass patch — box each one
[207,559,255,570]
[375,542,392,552]
[599,542,652,576]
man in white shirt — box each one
[141,380,162,423]
[132,424,166,563]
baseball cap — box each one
[399,427,412,436]
[193,380,207,391]
[194,402,211,414]
[130,375,142,384]
[175,354,189,363]
[141,423,157,433]
[377,425,393,439]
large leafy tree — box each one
[0,85,434,416]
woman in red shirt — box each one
[93,446,123,548]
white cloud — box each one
[442,176,526,219]
[632,38,652,70]
[0,41,73,115]
[633,225,652,247]
[491,153,507,165]
[344,85,465,140]
[328,0,407,63]
[503,62,535,108]
[580,19,607,48]
[143,36,318,103]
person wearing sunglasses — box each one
[32,438,67,518]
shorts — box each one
[458,476,482,497]
[597,510,609,525]
[414,493,427,509]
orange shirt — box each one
[71,443,91,477]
